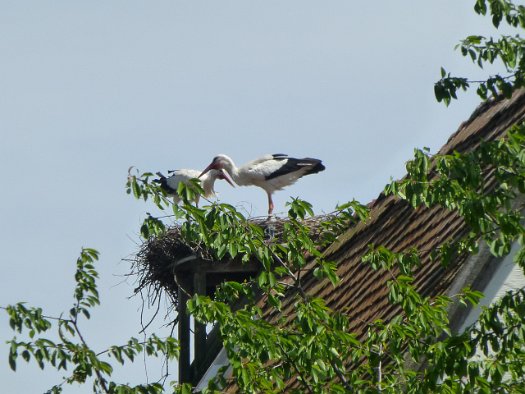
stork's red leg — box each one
[267,192,274,215]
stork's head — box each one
[199,154,234,180]
[198,168,235,197]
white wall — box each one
[459,242,525,332]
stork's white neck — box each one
[199,172,216,197]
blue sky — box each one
[0,1,507,392]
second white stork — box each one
[199,154,325,215]
[155,168,234,205]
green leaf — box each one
[9,351,17,371]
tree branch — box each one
[72,320,110,394]
[276,342,315,394]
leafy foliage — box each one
[2,248,180,394]
[385,123,525,267]
[435,0,525,105]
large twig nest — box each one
[131,213,349,309]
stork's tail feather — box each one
[154,173,176,194]
[303,158,325,176]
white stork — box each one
[155,168,234,205]
[199,154,325,215]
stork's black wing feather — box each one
[266,157,325,180]
[154,173,177,194]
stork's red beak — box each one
[219,169,235,187]
[199,163,214,178]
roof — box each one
[224,89,525,391]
